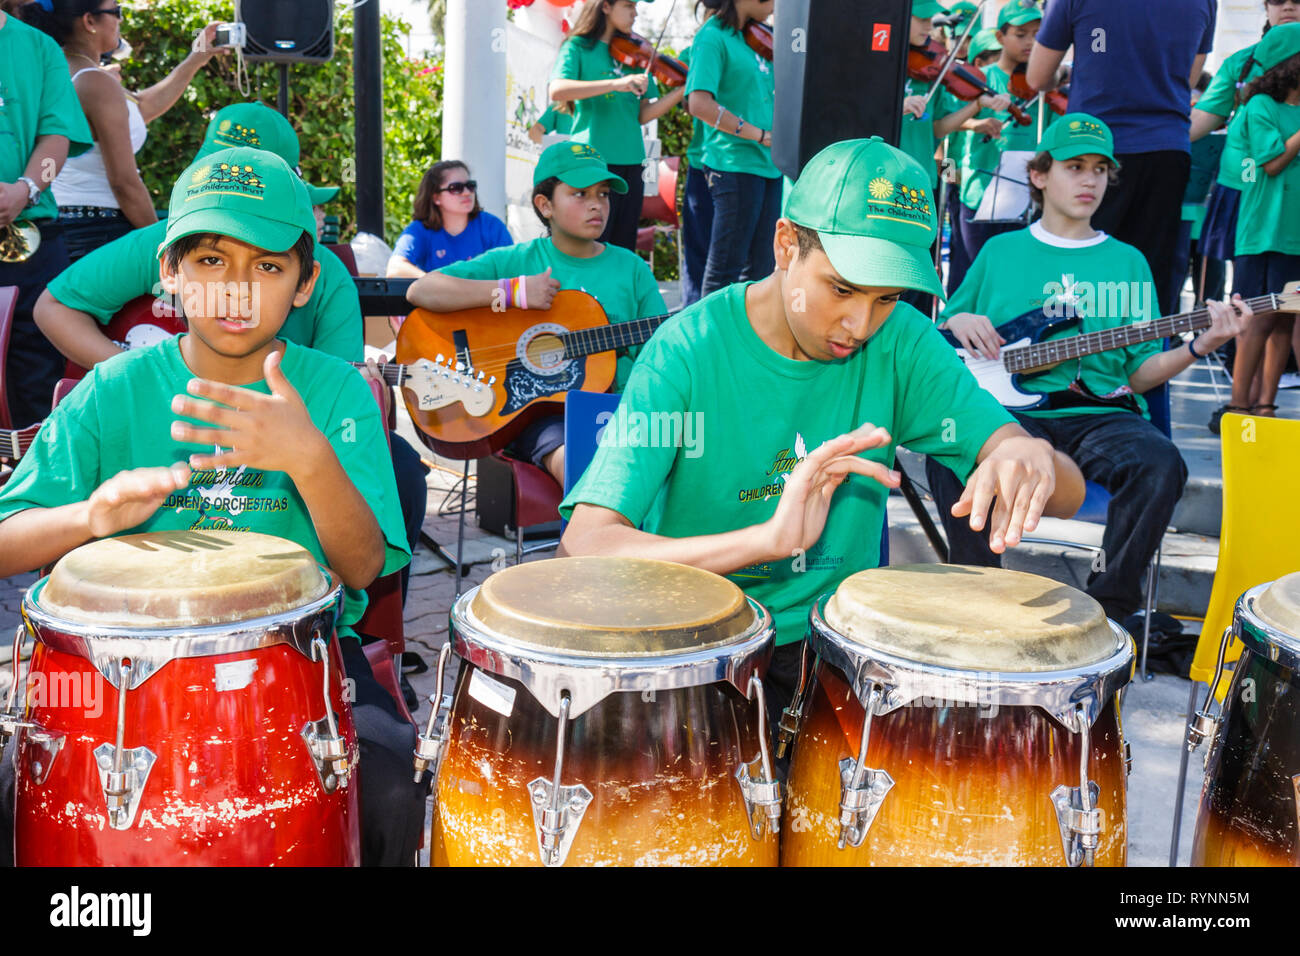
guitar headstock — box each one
[1277,281,1300,314]
[402,355,496,417]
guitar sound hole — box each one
[524,334,566,373]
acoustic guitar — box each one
[394,290,674,459]
[942,284,1300,409]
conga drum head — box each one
[1252,571,1300,659]
[824,564,1122,673]
[470,556,753,655]
[38,530,329,628]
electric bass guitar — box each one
[395,290,674,458]
[941,284,1300,409]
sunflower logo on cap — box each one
[569,143,601,160]
[869,177,893,200]
[215,122,262,149]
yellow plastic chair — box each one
[1168,413,1300,864]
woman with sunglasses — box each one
[18,0,227,262]
[388,160,513,277]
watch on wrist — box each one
[18,176,40,208]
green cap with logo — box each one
[198,103,339,207]
[534,141,628,193]
[1254,21,1300,72]
[998,0,1042,30]
[784,137,944,300]
[968,28,1002,61]
[946,1,979,26]
[1035,113,1118,166]
[160,147,316,256]
[911,0,945,19]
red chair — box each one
[483,451,563,565]
[326,243,359,277]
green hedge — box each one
[120,0,442,245]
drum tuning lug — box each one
[23,728,64,785]
[413,645,453,783]
[1186,709,1218,752]
[1050,783,1102,867]
[836,758,894,849]
[93,743,156,830]
[0,624,30,744]
[775,707,802,760]
[302,637,352,792]
[527,693,592,866]
[1124,741,1133,777]
[735,758,782,840]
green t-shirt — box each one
[46,220,363,363]
[959,63,1056,211]
[684,17,777,178]
[901,78,965,188]
[0,338,410,641]
[1235,93,1300,257]
[0,14,93,222]
[1198,44,1261,189]
[560,284,1014,647]
[551,37,657,166]
[441,236,666,389]
[680,45,706,170]
[535,104,574,136]
[944,224,1163,419]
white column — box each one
[443,0,508,217]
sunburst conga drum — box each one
[420,557,780,866]
[6,531,360,866]
[782,564,1133,867]
[1192,572,1300,866]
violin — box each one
[743,19,773,62]
[1009,64,1069,116]
[908,38,1031,126]
[610,31,690,88]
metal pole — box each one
[1168,679,1200,866]
[277,63,289,118]
[353,0,385,236]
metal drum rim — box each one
[448,586,775,719]
[1237,583,1300,671]
[20,572,345,690]
[808,592,1134,729]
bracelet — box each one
[1187,337,1206,360]
[516,274,528,311]
[735,118,746,137]
[497,277,510,308]
[715,104,726,129]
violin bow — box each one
[917,0,987,117]
[644,0,680,82]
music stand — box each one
[972,149,1035,225]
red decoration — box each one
[871,22,891,51]
[507,0,536,8]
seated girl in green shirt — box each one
[406,141,666,484]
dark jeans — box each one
[57,211,133,264]
[923,411,1187,621]
[1091,150,1191,318]
[0,635,427,867]
[0,223,69,427]
[390,433,429,603]
[1232,251,1300,299]
[601,162,647,253]
[681,164,714,306]
[944,181,972,295]
[701,169,782,298]
[955,201,1022,277]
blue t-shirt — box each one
[1038,0,1216,154]
[392,210,513,272]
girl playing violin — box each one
[549,0,686,252]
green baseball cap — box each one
[198,103,301,168]
[947,1,979,22]
[307,184,339,206]
[997,0,1042,30]
[912,0,945,19]
[1254,21,1300,72]
[784,137,944,300]
[160,147,316,256]
[968,28,1002,61]
[1035,113,1118,166]
[534,141,628,193]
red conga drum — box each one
[781,565,1133,867]
[5,531,360,866]
[1192,571,1300,866]
[417,557,780,866]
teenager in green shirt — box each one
[1223,23,1300,424]
[930,114,1252,625]
[685,0,779,297]
[549,0,685,252]
[559,137,1086,725]
[0,7,93,428]
[407,141,665,485]
[0,146,422,865]
[955,0,1056,270]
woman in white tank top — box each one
[20,1,227,260]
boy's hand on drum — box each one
[86,463,192,538]
[171,350,328,480]
[761,424,900,561]
[954,433,1056,553]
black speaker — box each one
[236,0,335,64]
[773,0,912,179]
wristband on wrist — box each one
[735,118,746,137]
[1187,337,1206,360]
[517,274,528,311]
[715,104,726,129]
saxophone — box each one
[0,220,41,264]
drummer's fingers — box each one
[172,394,240,427]
[1022,472,1053,535]
[171,421,233,447]
[824,455,900,488]
[986,488,1013,554]
[186,449,244,471]
[955,468,996,530]
[1001,478,1036,549]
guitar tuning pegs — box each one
[488,376,497,386]
[435,354,445,365]
[476,371,486,381]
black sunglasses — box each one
[436,180,477,195]
[93,5,124,18]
